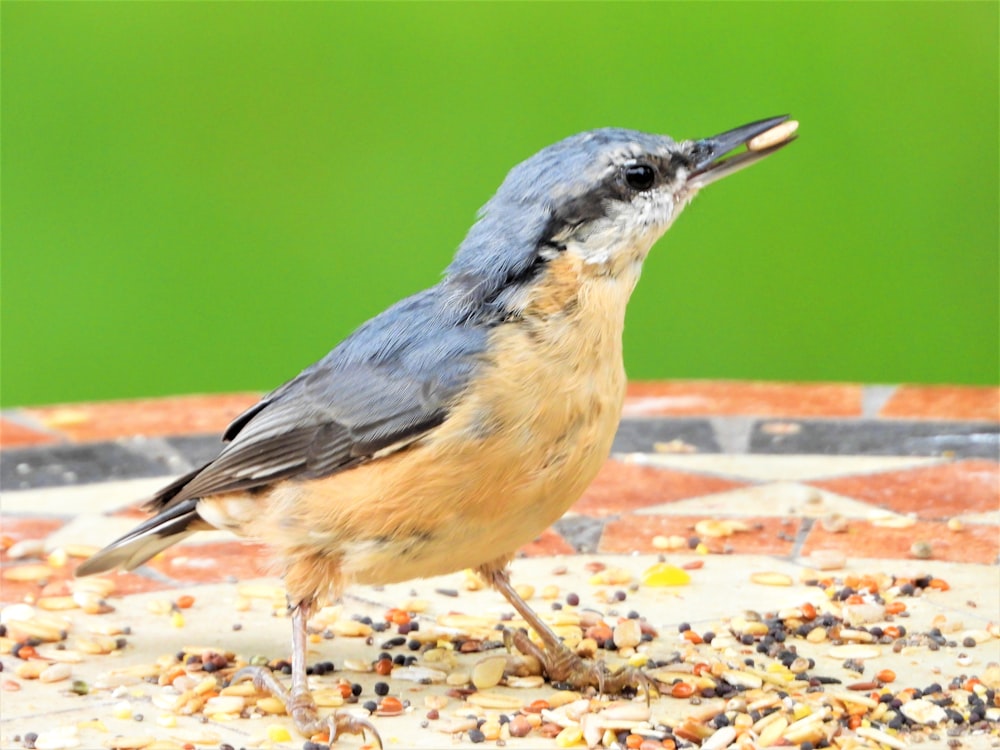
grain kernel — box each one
[747,120,799,151]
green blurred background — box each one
[3,2,998,407]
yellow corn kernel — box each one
[641,563,690,587]
[555,725,584,747]
[267,724,292,742]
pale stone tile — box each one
[633,481,908,520]
[0,477,174,516]
[955,510,1000,526]
[621,453,943,482]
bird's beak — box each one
[685,115,797,190]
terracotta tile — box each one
[801,519,999,564]
[0,517,66,545]
[599,515,800,556]
[0,418,60,448]
[0,564,169,605]
[810,460,999,520]
[22,393,261,443]
[148,540,272,583]
[624,380,862,418]
[56,561,173,597]
[0,577,66,605]
[881,385,1000,422]
[574,459,746,517]
[519,527,575,557]
[110,504,154,520]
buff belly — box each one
[199,250,635,601]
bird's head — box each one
[446,116,796,314]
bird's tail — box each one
[75,498,203,577]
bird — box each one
[78,115,796,744]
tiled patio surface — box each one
[1,381,998,749]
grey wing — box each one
[148,289,487,512]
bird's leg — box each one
[485,567,655,698]
[233,599,382,746]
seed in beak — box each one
[747,120,799,152]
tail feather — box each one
[75,499,203,576]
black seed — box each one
[566,593,580,606]
[374,681,389,696]
[363,700,377,712]
[352,683,363,696]
[468,728,486,743]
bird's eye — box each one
[623,163,656,191]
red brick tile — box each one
[519,527,575,557]
[810,460,999,520]
[21,393,261,443]
[59,561,173,597]
[0,578,61,605]
[881,386,1000,422]
[148,540,272,583]
[574,460,746,517]
[110,504,153,520]
[1,518,66,548]
[624,380,863,418]
[0,418,59,447]
[801,519,999,564]
[599,515,800,555]
[0,564,169,604]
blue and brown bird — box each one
[79,115,797,743]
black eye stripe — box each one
[623,163,656,191]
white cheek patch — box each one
[571,196,676,269]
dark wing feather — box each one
[146,287,487,512]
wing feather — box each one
[146,288,487,512]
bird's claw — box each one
[232,665,291,700]
[506,627,658,701]
[230,666,382,746]
[328,710,383,748]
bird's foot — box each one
[505,629,656,699]
[232,666,382,746]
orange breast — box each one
[239,252,634,601]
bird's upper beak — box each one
[685,115,797,190]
